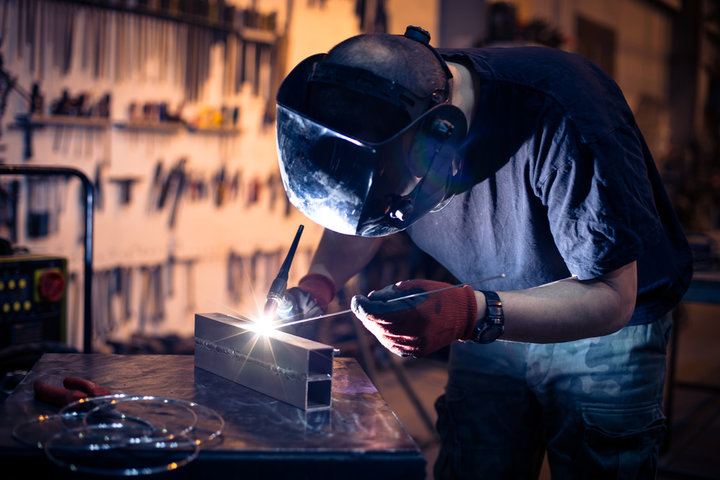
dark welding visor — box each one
[276,55,467,237]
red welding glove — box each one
[277,273,335,339]
[351,279,478,357]
[278,273,336,320]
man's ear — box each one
[406,104,467,177]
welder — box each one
[274,26,692,479]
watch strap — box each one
[472,290,504,344]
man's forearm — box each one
[474,262,637,343]
[308,229,382,291]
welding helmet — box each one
[275,26,468,237]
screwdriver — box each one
[263,225,304,317]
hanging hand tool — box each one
[94,163,104,211]
[120,266,133,323]
[152,264,165,325]
[27,0,37,75]
[27,178,49,238]
[263,225,304,317]
[227,251,244,303]
[183,259,197,313]
[62,5,74,76]
[109,177,140,206]
[81,6,91,71]
[212,164,226,207]
[167,158,186,227]
[17,0,25,61]
[38,1,46,79]
[229,170,240,201]
[106,268,119,333]
[156,164,173,208]
[30,82,43,114]
[167,252,176,297]
[138,265,151,332]
[0,179,19,243]
[147,160,163,211]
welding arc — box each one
[276,273,507,329]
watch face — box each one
[476,324,503,344]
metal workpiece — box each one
[194,313,334,411]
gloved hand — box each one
[351,279,478,357]
[277,273,336,321]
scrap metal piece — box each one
[194,313,334,411]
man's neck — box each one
[447,61,476,129]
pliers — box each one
[33,377,112,407]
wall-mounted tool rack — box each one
[0,0,318,352]
[10,114,111,159]
[62,0,279,42]
[14,117,242,135]
[112,120,185,133]
[5,0,281,102]
[14,115,111,129]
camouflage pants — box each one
[434,314,672,480]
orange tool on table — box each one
[33,377,112,406]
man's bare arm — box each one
[476,261,637,343]
[307,229,382,290]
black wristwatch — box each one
[471,291,504,344]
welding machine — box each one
[0,254,67,348]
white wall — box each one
[387,0,439,37]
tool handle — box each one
[263,225,304,316]
[276,224,304,280]
[34,380,87,406]
[63,377,112,397]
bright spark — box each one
[221,309,292,403]
[242,313,279,337]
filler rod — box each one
[277,273,506,329]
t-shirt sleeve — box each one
[538,123,664,280]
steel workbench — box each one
[0,353,426,479]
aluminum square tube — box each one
[194,313,334,411]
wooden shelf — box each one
[239,27,277,45]
[187,126,241,135]
[14,116,241,137]
[16,114,111,128]
[114,121,241,135]
[113,121,185,133]
[63,0,278,44]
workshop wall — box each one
[0,0,360,351]
[516,0,673,166]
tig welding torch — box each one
[263,225,304,317]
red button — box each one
[38,270,66,302]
